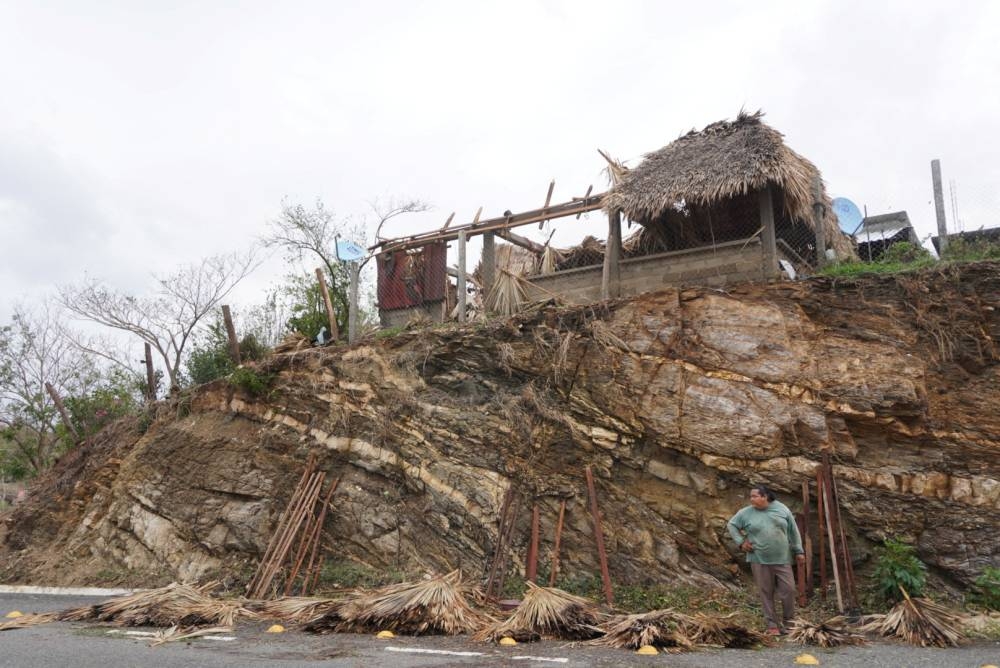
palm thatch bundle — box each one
[306,571,484,636]
[604,110,854,260]
[485,268,529,317]
[858,596,963,648]
[539,246,560,274]
[247,596,342,624]
[590,609,694,652]
[787,617,866,647]
[680,612,770,649]
[475,582,603,643]
[0,612,59,631]
[57,582,248,628]
[273,332,310,354]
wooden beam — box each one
[372,193,606,254]
[812,177,827,267]
[143,342,156,402]
[758,185,779,278]
[585,466,614,606]
[481,232,495,302]
[576,185,593,219]
[222,305,241,365]
[457,230,467,323]
[496,228,546,255]
[602,209,622,299]
[548,499,566,587]
[315,267,339,342]
[526,504,540,583]
[441,212,456,230]
[538,179,555,229]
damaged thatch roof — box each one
[606,111,819,226]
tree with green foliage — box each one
[871,537,928,605]
[0,305,102,478]
[185,313,270,386]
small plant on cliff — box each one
[871,537,927,605]
[227,367,275,397]
[970,566,1000,610]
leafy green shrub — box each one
[871,538,927,605]
[970,566,1000,610]
[227,367,275,397]
[880,241,933,265]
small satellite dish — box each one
[335,239,367,263]
[832,197,863,235]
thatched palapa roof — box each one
[605,110,852,258]
[606,110,816,222]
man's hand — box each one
[795,553,806,564]
[740,540,754,553]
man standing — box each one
[727,484,805,635]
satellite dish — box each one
[335,239,367,263]
[832,197,863,235]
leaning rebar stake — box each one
[584,465,614,607]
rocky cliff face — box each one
[3,263,999,590]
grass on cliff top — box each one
[819,237,1000,279]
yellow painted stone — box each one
[498,636,517,646]
[376,630,395,639]
[795,654,820,666]
[635,645,659,655]
[980,665,999,668]
[5,611,24,618]
[266,624,285,633]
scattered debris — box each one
[0,612,58,631]
[149,625,234,646]
[57,582,247,627]
[859,591,963,648]
[590,609,693,652]
[787,617,866,647]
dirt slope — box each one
[3,263,998,589]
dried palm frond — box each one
[486,269,529,317]
[57,582,250,628]
[0,612,59,631]
[247,597,341,624]
[787,617,866,647]
[681,612,770,649]
[312,571,484,636]
[858,595,963,648]
[539,246,560,275]
[475,582,603,643]
[148,625,234,647]
[591,609,694,651]
[273,333,309,354]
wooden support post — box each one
[143,342,156,402]
[585,466,614,606]
[348,263,360,344]
[758,185,779,278]
[538,179,555,229]
[526,504,540,583]
[45,382,79,441]
[817,469,827,600]
[801,480,812,593]
[457,230,467,323]
[315,267,339,342]
[548,500,566,587]
[812,176,827,267]
[221,305,241,365]
[442,212,456,230]
[576,185,594,218]
[821,470,845,613]
[601,209,622,300]
[481,231,495,306]
[932,159,949,255]
[795,512,807,607]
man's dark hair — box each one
[751,484,776,502]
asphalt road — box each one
[2,593,999,667]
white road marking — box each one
[107,630,158,637]
[202,636,237,641]
[512,657,569,664]
[385,647,486,657]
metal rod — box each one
[585,466,614,606]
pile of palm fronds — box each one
[0,612,59,632]
[248,596,341,624]
[681,612,770,649]
[787,617,866,647]
[58,582,248,628]
[590,609,693,651]
[859,595,963,648]
[306,571,484,636]
[476,582,603,643]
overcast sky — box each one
[2,1,998,324]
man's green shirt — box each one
[726,500,804,565]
